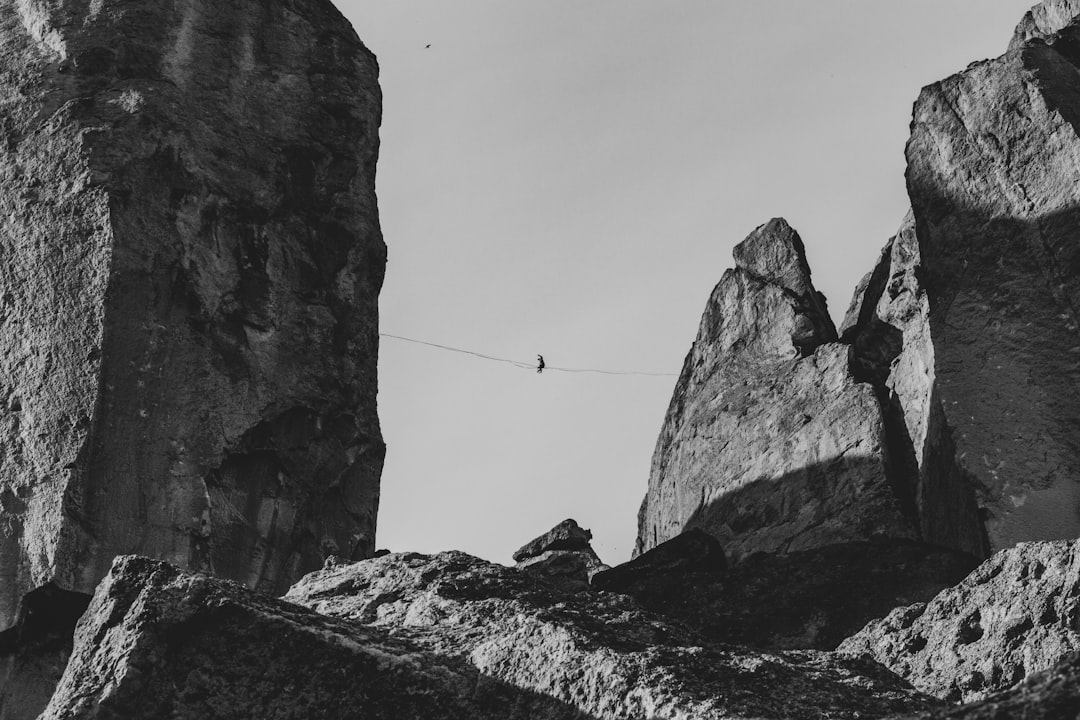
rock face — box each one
[839,540,1080,703]
[636,218,924,560]
[287,551,940,720]
[840,215,988,558]
[592,528,726,592]
[902,652,1080,720]
[1010,0,1080,48]
[513,519,607,591]
[0,0,385,631]
[898,12,1080,551]
[598,540,976,652]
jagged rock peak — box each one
[733,218,815,297]
[635,220,919,560]
[839,539,1080,703]
[1010,0,1080,49]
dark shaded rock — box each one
[513,519,594,562]
[1010,0,1080,49]
[287,550,942,719]
[599,540,977,652]
[0,0,385,634]
[897,17,1080,552]
[39,556,593,720]
[516,550,608,591]
[839,540,1080,703]
[592,528,726,592]
[841,214,988,559]
[0,585,89,720]
[636,218,922,561]
[898,652,1080,720]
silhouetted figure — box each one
[537,355,545,374]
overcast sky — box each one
[338,1,1041,566]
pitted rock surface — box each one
[1010,0,1080,48]
[839,540,1080,703]
[0,0,385,632]
[286,550,941,719]
[904,17,1080,551]
[635,218,920,561]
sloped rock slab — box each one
[287,550,942,719]
[591,528,726,592]
[840,540,1080,703]
[599,540,976,652]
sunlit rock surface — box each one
[635,219,922,560]
[0,0,385,635]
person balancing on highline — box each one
[536,355,545,374]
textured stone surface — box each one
[513,519,594,562]
[899,652,1080,720]
[839,540,1080,703]
[287,551,941,719]
[841,215,987,559]
[904,19,1080,552]
[0,585,88,720]
[636,218,920,560]
[1010,0,1080,49]
[600,540,976,652]
[40,556,588,720]
[0,0,385,631]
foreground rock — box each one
[839,540,1080,703]
[899,9,1080,551]
[0,0,386,632]
[513,519,607,591]
[599,539,975,652]
[901,652,1080,720]
[287,551,940,719]
[636,218,923,560]
[41,556,586,720]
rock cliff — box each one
[0,0,385,634]
[864,7,1080,552]
[636,218,940,560]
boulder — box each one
[839,540,1080,703]
[635,218,922,561]
[597,540,976,652]
[286,550,941,719]
[512,518,594,562]
[513,519,608,591]
[0,0,386,634]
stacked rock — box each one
[513,519,609,591]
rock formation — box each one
[597,538,975,652]
[848,5,1080,553]
[839,539,1080,703]
[0,0,385,636]
[513,519,608,590]
[635,218,935,560]
[1010,0,1080,48]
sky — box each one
[337,1,1042,566]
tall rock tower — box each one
[0,0,385,629]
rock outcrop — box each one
[870,8,1080,552]
[1010,0,1080,48]
[38,553,942,720]
[839,540,1080,703]
[635,219,925,560]
[902,652,1080,720]
[0,0,386,633]
[513,519,608,591]
[598,539,975,652]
